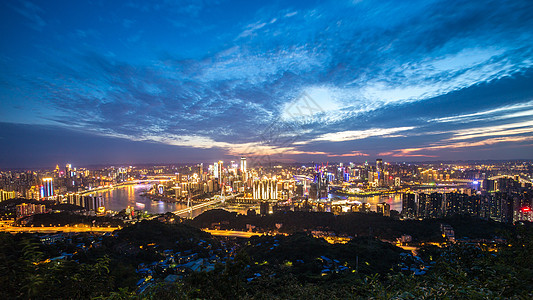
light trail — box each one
[203,229,263,238]
[0,225,118,233]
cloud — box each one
[10,0,46,31]
[296,127,415,144]
[448,120,533,141]
[385,135,533,157]
[430,100,533,123]
[2,0,533,161]
[326,151,369,157]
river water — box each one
[338,194,403,212]
[96,184,208,217]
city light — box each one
[0,0,532,297]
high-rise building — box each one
[253,179,278,200]
[240,157,247,173]
[376,159,384,187]
[16,203,47,219]
[394,177,401,187]
[197,163,203,181]
[65,164,72,178]
[41,178,54,198]
[376,202,390,217]
[0,189,17,201]
[427,192,444,218]
[260,201,270,216]
[402,193,416,218]
[417,193,428,218]
[218,161,224,182]
[213,162,219,179]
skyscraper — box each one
[402,193,416,218]
[376,159,384,187]
[197,163,203,181]
[240,157,247,173]
[65,163,72,178]
[213,162,219,179]
[41,178,54,198]
[218,161,224,181]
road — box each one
[173,194,238,216]
[203,229,263,238]
[0,224,119,233]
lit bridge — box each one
[435,175,532,185]
[79,178,173,195]
[487,175,533,184]
[173,194,237,217]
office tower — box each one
[376,159,384,187]
[41,178,54,198]
[213,162,219,179]
[65,164,72,178]
[253,179,278,200]
[218,161,224,181]
[240,157,247,173]
[197,164,203,181]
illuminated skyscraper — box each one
[376,159,384,187]
[197,163,203,181]
[213,162,219,179]
[218,161,224,181]
[41,178,54,198]
[240,157,247,173]
[253,179,278,200]
[65,163,72,177]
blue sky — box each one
[1,0,533,167]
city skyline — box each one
[2,0,533,168]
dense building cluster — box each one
[402,176,533,223]
[1,160,532,224]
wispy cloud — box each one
[430,100,533,123]
[10,0,46,31]
[448,120,533,141]
[385,135,533,157]
[295,127,415,145]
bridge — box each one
[173,194,237,217]
[487,175,533,184]
[433,175,532,186]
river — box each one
[336,193,403,212]
[96,184,209,217]
[97,184,452,216]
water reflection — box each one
[97,184,207,217]
[330,193,403,212]
[99,185,407,216]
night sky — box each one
[1,0,533,168]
